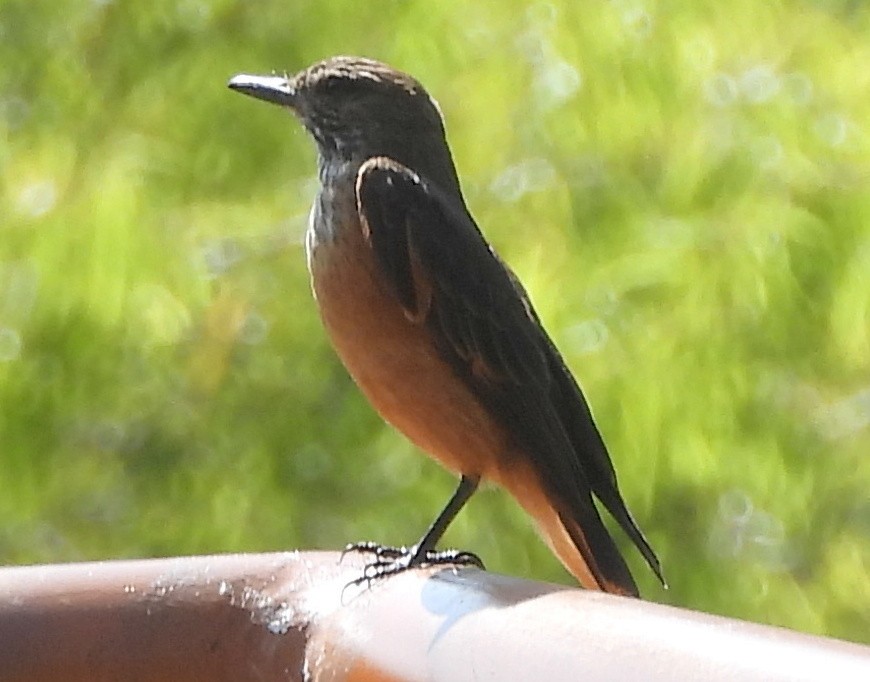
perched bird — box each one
[228,56,664,597]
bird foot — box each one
[341,541,484,586]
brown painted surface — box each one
[0,554,308,682]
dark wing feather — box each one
[546,343,666,586]
[355,156,660,594]
[515,285,666,586]
[356,157,547,387]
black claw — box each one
[342,540,407,563]
[443,549,486,570]
[341,541,485,587]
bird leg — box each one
[343,475,483,585]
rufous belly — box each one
[308,227,512,480]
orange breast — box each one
[308,222,508,479]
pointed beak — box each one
[228,74,297,108]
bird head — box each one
[229,56,448,162]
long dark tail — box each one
[556,502,640,597]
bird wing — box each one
[355,156,658,595]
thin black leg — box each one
[344,474,484,584]
[413,474,479,557]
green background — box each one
[1,0,868,644]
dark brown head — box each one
[229,56,450,168]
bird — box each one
[228,56,665,597]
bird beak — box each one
[228,74,297,108]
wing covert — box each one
[355,156,548,388]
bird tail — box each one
[498,459,640,597]
[551,507,639,597]
[596,493,667,589]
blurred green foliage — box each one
[1,0,868,644]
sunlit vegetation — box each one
[1,0,867,644]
